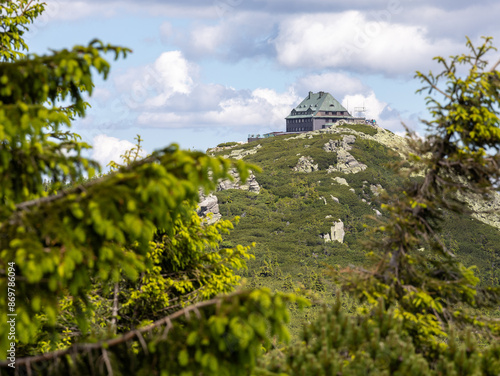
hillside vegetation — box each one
[2,3,499,372]
[208,125,500,291]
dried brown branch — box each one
[489,58,500,72]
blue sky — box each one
[25,0,500,167]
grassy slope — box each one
[211,126,500,312]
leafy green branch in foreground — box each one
[0,289,308,376]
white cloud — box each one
[145,51,195,106]
[92,87,112,102]
[342,92,386,119]
[273,12,460,76]
[114,51,196,110]
[295,73,369,99]
[168,11,277,60]
[91,134,146,168]
[42,1,219,21]
[137,87,299,130]
[342,92,403,131]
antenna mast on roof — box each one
[354,101,367,118]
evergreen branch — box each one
[12,151,165,213]
[0,290,248,368]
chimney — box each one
[319,91,324,98]
[308,91,313,99]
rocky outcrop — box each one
[293,156,319,173]
[328,149,367,174]
[458,191,500,230]
[197,169,260,224]
[370,184,383,196]
[332,177,349,186]
[197,192,222,225]
[324,135,367,174]
[323,135,356,152]
[322,220,345,243]
[223,144,262,160]
[287,122,409,159]
[217,169,261,193]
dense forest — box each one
[0,1,499,375]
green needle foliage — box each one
[257,36,500,376]
[335,37,500,354]
[2,1,500,374]
[0,2,308,374]
[9,289,307,376]
[260,299,500,375]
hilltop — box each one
[204,122,500,290]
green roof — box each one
[286,91,351,119]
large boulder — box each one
[223,144,261,160]
[332,177,349,186]
[197,192,222,224]
[325,135,367,174]
[323,220,345,243]
[293,156,319,173]
[217,169,261,193]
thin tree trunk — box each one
[111,282,119,334]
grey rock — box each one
[223,144,261,160]
[324,220,345,243]
[343,135,356,144]
[332,177,349,186]
[197,192,222,224]
[457,190,500,230]
[218,169,260,193]
[293,156,319,173]
[324,135,367,174]
[370,184,383,196]
[331,220,345,243]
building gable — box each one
[285,91,353,132]
[286,91,349,119]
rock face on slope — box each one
[223,144,262,160]
[322,220,345,243]
[197,169,261,223]
[459,191,500,230]
[293,156,319,173]
[197,192,221,225]
[218,169,261,193]
[324,135,367,174]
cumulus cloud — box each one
[110,49,300,131]
[171,12,277,60]
[137,87,299,130]
[295,73,369,99]
[114,51,196,110]
[112,50,407,133]
[342,92,403,131]
[42,0,219,21]
[273,11,460,76]
[91,134,147,168]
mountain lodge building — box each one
[247,90,375,142]
[285,91,353,132]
